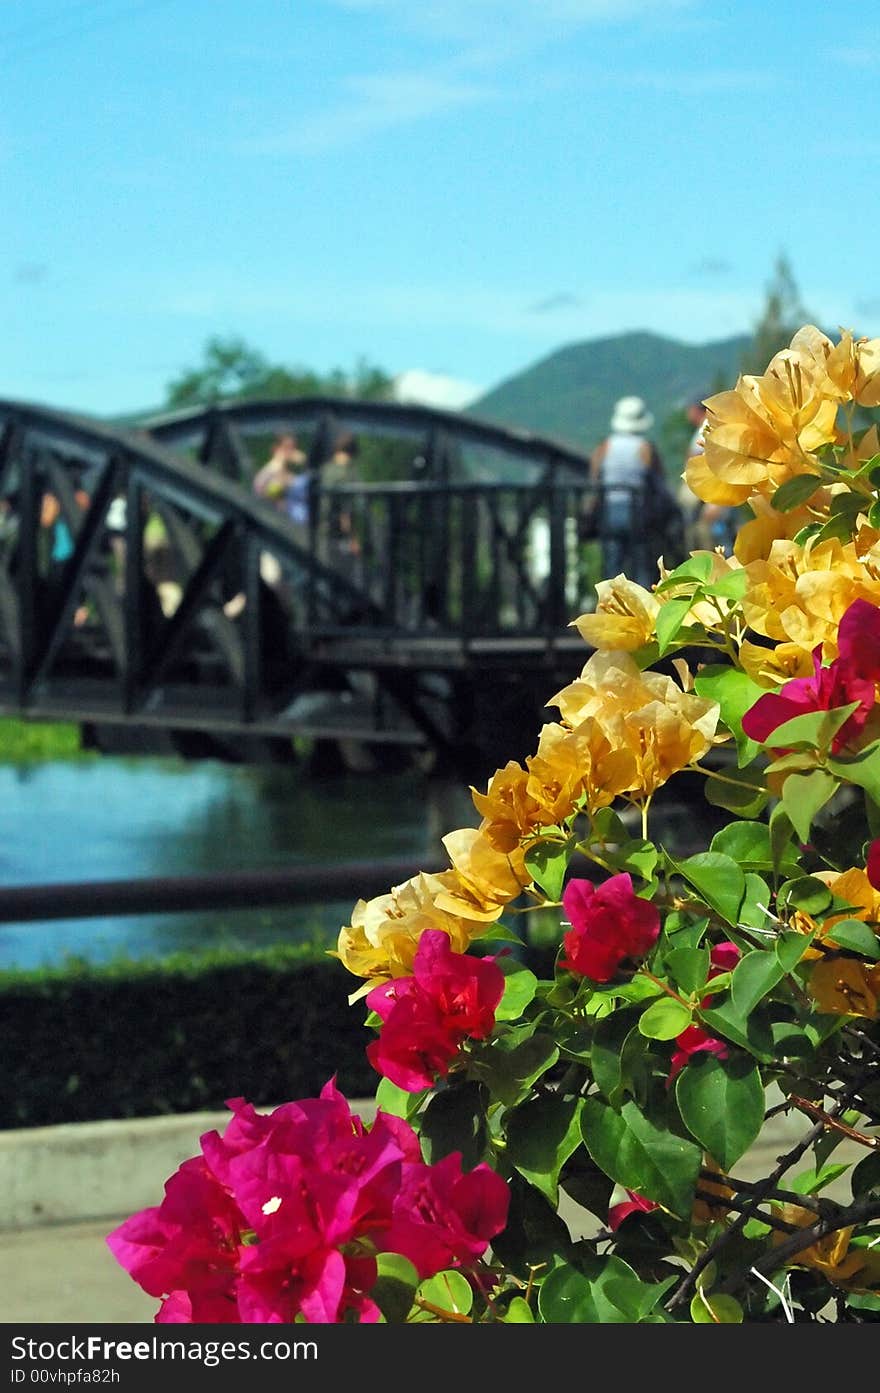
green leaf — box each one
[760,703,859,753]
[775,930,814,972]
[471,921,524,946]
[693,664,765,766]
[591,1006,642,1102]
[472,1029,559,1107]
[769,803,796,876]
[675,1053,764,1171]
[637,997,693,1040]
[524,840,572,901]
[538,1255,672,1324]
[581,1097,702,1219]
[374,1077,429,1124]
[777,875,833,915]
[710,820,797,873]
[690,1292,744,1323]
[665,945,710,996]
[704,764,768,817]
[781,768,838,843]
[655,552,715,589]
[419,1081,489,1169]
[674,852,746,925]
[738,873,772,929]
[730,950,785,1016]
[790,1163,852,1196]
[415,1270,473,1318]
[702,568,749,600]
[828,740,880,806]
[656,595,696,656]
[851,1152,880,1198]
[504,1296,535,1323]
[506,1095,585,1207]
[824,918,880,960]
[496,958,538,1020]
[590,806,629,843]
[771,473,823,512]
[605,837,659,881]
[372,1254,419,1323]
[699,1001,775,1062]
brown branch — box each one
[788,1095,880,1150]
[723,1196,880,1291]
[693,1188,800,1234]
[666,1107,841,1311]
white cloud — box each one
[392,368,483,409]
[236,69,497,154]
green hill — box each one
[468,329,752,466]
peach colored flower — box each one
[571,575,660,652]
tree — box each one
[740,253,811,374]
[164,336,393,409]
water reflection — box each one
[0,757,475,971]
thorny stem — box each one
[788,1095,880,1150]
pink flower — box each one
[741,598,880,755]
[667,1025,729,1086]
[608,1190,660,1232]
[107,1078,509,1324]
[380,1153,511,1279]
[560,873,660,982]
[709,941,741,976]
[867,839,880,892]
[366,930,505,1092]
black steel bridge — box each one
[0,396,682,772]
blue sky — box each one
[2,0,878,416]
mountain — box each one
[468,330,752,461]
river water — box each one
[0,755,476,972]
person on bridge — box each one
[318,431,362,578]
[587,396,676,588]
[252,433,308,517]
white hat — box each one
[610,395,653,433]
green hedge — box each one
[0,942,379,1129]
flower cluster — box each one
[110,326,880,1325]
[107,1079,508,1323]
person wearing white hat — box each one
[586,395,673,587]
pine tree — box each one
[741,253,811,375]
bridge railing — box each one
[300,476,682,639]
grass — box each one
[0,717,87,762]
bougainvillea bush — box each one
[109,326,880,1323]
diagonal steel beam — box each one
[136,517,242,706]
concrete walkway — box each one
[1,1102,861,1324]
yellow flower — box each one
[738,638,815,688]
[733,491,832,567]
[854,336,880,407]
[440,826,530,916]
[526,719,637,819]
[695,337,841,509]
[335,869,488,984]
[812,867,880,933]
[548,651,720,801]
[787,326,860,403]
[683,448,753,507]
[471,760,543,854]
[806,957,880,1019]
[571,575,660,652]
[771,1206,869,1285]
[618,693,719,799]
